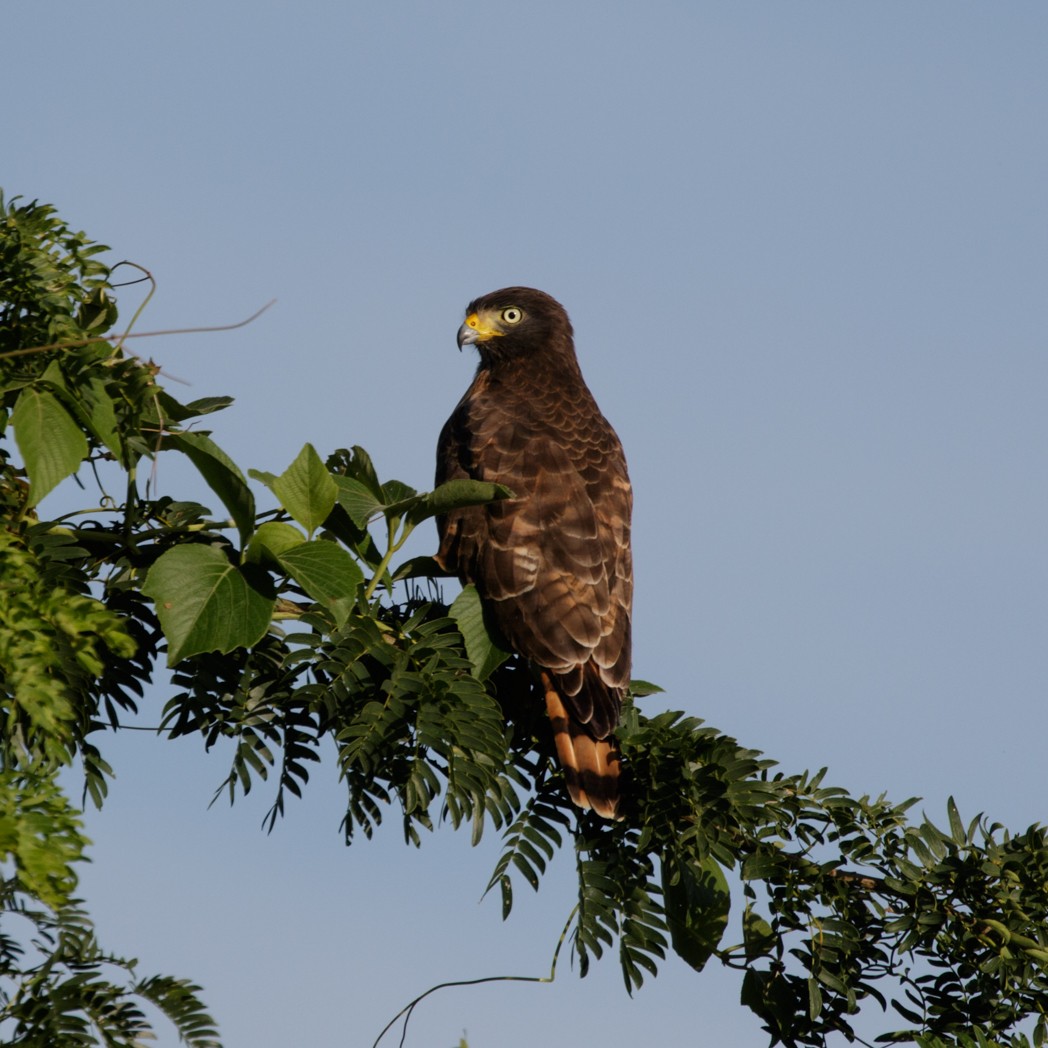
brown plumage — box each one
[435,288,633,819]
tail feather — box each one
[543,675,622,820]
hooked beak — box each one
[456,310,502,351]
[457,320,478,350]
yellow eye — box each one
[501,307,523,325]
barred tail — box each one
[543,675,622,820]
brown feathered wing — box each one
[436,351,632,819]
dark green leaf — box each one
[807,975,823,1019]
[391,554,454,581]
[333,474,384,528]
[662,854,730,972]
[78,374,123,460]
[275,540,364,624]
[742,906,776,961]
[183,395,234,417]
[449,584,511,680]
[142,544,275,664]
[403,478,514,526]
[165,431,256,545]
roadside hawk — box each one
[435,287,632,819]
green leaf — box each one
[391,554,453,581]
[401,478,513,527]
[807,975,823,1020]
[11,388,88,504]
[266,443,337,536]
[449,584,511,680]
[248,468,278,487]
[333,474,385,528]
[629,679,665,698]
[662,854,730,972]
[332,476,511,533]
[142,544,275,664]
[0,768,86,910]
[947,795,966,845]
[423,478,514,517]
[78,374,123,460]
[151,390,232,424]
[37,358,124,463]
[183,395,234,417]
[380,478,417,507]
[275,540,364,625]
[244,521,307,564]
[165,431,256,544]
[742,906,776,961]
[339,444,382,495]
[134,975,222,1048]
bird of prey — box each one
[435,287,632,819]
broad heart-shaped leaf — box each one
[262,443,337,536]
[165,431,256,545]
[662,854,731,972]
[142,544,275,665]
[11,388,88,505]
[449,584,511,680]
[275,540,364,625]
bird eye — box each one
[501,307,523,325]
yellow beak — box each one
[457,311,503,349]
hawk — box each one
[435,287,633,819]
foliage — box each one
[2,192,1048,1047]
[0,887,219,1048]
[0,192,218,1045]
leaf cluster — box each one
[0,889,219,1048]
[0,193,222,1045]
[3,194,1047,1048]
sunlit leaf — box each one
[244,520,307,564]
[11,388,88,504]
[262,443,337,536]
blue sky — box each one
[5,3,1048,1044]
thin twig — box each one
[371,905,575,1048]
[108,261,156,355]
[0,300,277,360]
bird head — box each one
[457,287,574,363]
